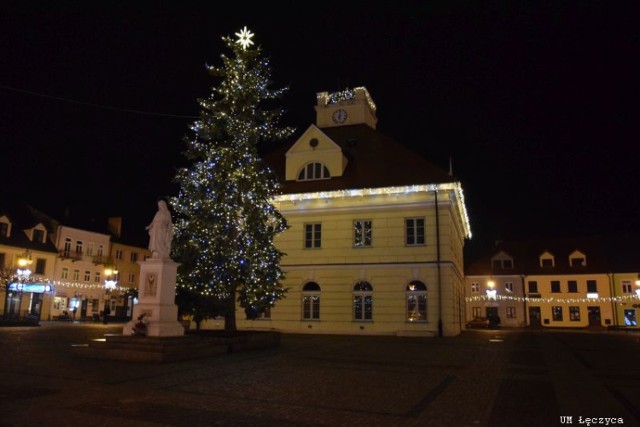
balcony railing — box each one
[58,250,82,261]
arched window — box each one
[302,281,321,320]
[297,162,331,181]
[406,280,427,322]
[353,281,373,321]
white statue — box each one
[146,200,173,258]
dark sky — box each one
[1,1,638,253]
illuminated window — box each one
[552,306,563,321]
[302,282,321,320]
[406,281,427,322]
[405,218,425,245]
[354,220,372,247]
[297,162,330,181]
[472,307,482,318]
[569,306,580,321]
[353,281,373,321]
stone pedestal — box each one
[124,257,184,337]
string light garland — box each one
[466,294,640,304]
[275,183,472,238]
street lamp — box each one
[486,279,497,300]
[103,266,118,324]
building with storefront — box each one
[465,237,639,330]
[235,87,472,336]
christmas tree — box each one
[170,27,293,333]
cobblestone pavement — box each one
[1,323,639,427]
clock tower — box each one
[315,86,378,129]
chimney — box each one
[108,217,122,239]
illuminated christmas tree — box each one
[171,27,293,333]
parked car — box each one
[466,317,489,329]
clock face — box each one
[332,109,347,124]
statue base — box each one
[123,257,184,337]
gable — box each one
[284,125,348,181]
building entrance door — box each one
[529,307,541,327]
[588,306,601,326]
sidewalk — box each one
[1,324,639,426]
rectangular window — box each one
[541,258,553,267]
[621,281,632,294]
[115,249,123,260]
[304,224,321,248]
[552,306,563,321]
[503,259,513,269]
[95,272,101,283]
[551,281,561,293]
[35,258,46,275]
[568,280,578,293]
[84,270,91,282]
[0,222,8,237]
[76,241,83,254]
[33,229,44,243]
[405,218,425,245]
[528,281,538,293]
[471,282,479,293]
[353,220,372,247]
[472,307,482,318]
[129,273,135,284]
[587,280,597,293]
[624,309,637,326]
[86,243,94,256]
[302,295,320,320]
[97,245,104,256]
[492,260,501,270]
[505,282,514,292]
[61,267,68,279]
[354,295,373,320]
[571,257,585,267]
[506,307,516,318]
[569,306,580,321]
[130,252,138,262]
[73,270,80,281]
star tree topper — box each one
[235,26,255,50]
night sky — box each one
[1,1,638,254]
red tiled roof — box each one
[263,124,455,194]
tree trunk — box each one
[224,287,237,335]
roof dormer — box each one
[0,215,11,238]
[569,250,587,267]
[539,251,555,268]
[28,223,47,244]
[284,125,348,181]
[491,250,514,270]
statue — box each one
[146,200,173,258]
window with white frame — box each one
[506,307,516,318]
[116,249,123,260]
[353,220,372,247]
[304,223,321,248]
[130,252,138,262]
[622,281,632,294]
[95,272,101,283]
[353,281,373,321]
[505,282,514,292]
[73,269,79,281]
[61,267,69,279]
[297,162,330,181]
[76,240,83,254]
[569,306,580,321]
[471,282,480,293]
[302,282,321,320]
[406,280,427,322]
[405,217,425,245]
[84,270,91,282]
[472,307,482,318]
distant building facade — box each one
[235,87,472,336]
[465,238,639,330]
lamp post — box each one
[103,266,118,324]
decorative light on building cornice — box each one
[317,86,377,112]
[466,294,640,304]
[274,182,472,238]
